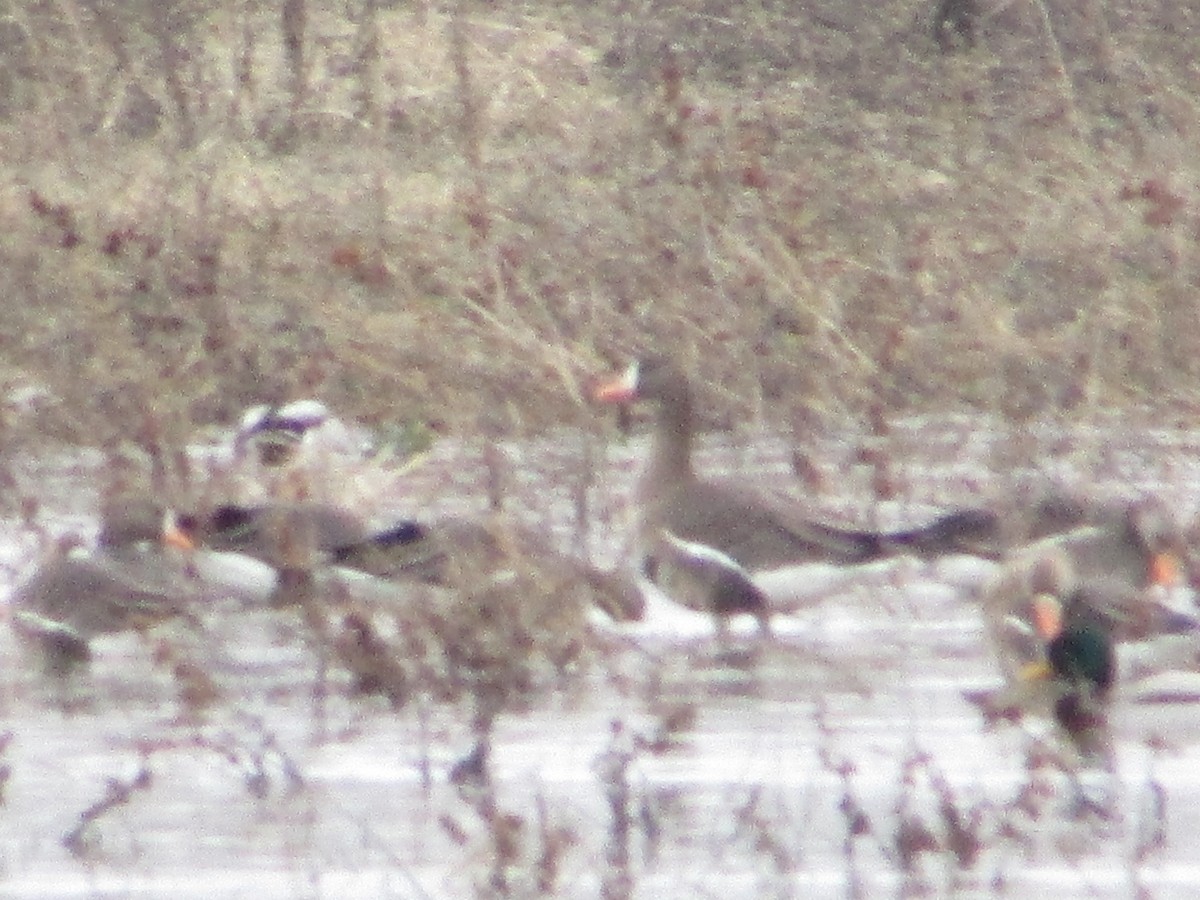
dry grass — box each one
[0,0,1198,462]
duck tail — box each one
[364,520,428,549]
[330,520,427,562]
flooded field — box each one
[3,416,1200,898]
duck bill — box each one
[1031,592,1064,642]
[1018,659,1055,683]
[592,361,640,404]
[161,511,196,552]
[1148,551,1182,588]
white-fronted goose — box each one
[593,356,998,575]
[920,490,1091,561]
[11,496,198,671]
[176,503,621,710]
[930,488,1194,578]
[169,500,382,608]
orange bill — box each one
[1031,592,1064,642]
[1148,551,1182,588]
[592,362,639,404]
[161,511,196,552]
[1018,659,1054,683]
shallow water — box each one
[3,417,1200,898]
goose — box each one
[592,356,999,607]
[12,496,199,671]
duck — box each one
[1029,586,1117,759]
[332,513,646,623]
[175,503,645,623]
[982,551,1103,686]
[234,399,335,466]
[11,496,199,672]
[592,356,1000,578]
[973,550,1118,759]
[981,541,1195,685]
[173,501,372,570]
[978,541,1197,755]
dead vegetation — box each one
[0,0,1195,468]
[3,6,1197,890]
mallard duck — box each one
[173,502,372,568]
[175,503,645,622]
[981,545,1194,685]
[332,513,645,622]
[979,541,1197,760]
[1026,587,1116,758]
[234,400,334,466]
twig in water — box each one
[62,757,153,856]
[594,719,638,900]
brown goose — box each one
[592,356,997,576]
[11,496,198,671]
